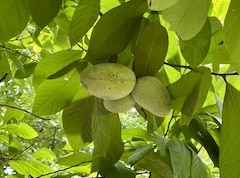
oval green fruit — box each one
[80,63,136,100]
[103,95,135,113]
[131,76,172,117]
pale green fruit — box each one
[103,95,135,113]
[80,63,136,100]
[131,76,172,117]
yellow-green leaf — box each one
[220,83,240,177]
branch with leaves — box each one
[164,62,239,77]
[0,103,50,120]
[35,161,92,178]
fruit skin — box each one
[80,63,136,100]
[131,76,171,117]
[103,95,135,113]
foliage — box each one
[0,0,239,177]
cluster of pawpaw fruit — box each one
[80,63,172,117]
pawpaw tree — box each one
[0,0,239,177]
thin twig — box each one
[164,111,175,137]
[0,44,36,61]
[77,43,88,52]
[0,103,50,120]
[0,73,8,83]
[9,145,33,161]
[164,62,192,70]
[211,71,239,76]
[36,161,92,178]
[164,62,239,77]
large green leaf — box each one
[162,0,210,40]
[3,103,25,123]
[32,147,57,160]
[86,0,147,64]
[9,160,53,177]
[15,63,37,79]
[28,0,62,28]
[33,69,79,116]
[0,53,12,82]
[168,67,212,121]
[135,150,173,178]
[128,144,152,165]
[133,22,168,77]
[122,128,150,141]
[33,50,82,88]
[148,0,179,11]
[180,19,211,67]
[100,161,136,178]
[168,138,191,177]
[220,83,240,177]
[91,99,124,172]
[3,123,38,139]
[183,117,219,167]
[57,152,92,166]
[189,148,208,178]
[223,0,240,73]
[62,96,94,150]
[0,0,29,42]
[69,0,100,46]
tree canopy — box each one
[0,0,239,177]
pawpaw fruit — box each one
[103,95,135,113]
[131,76,172,117]
[80,63,136,100]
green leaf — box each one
[220,83,240,177]
[180,19,211,67]
[62,96,94,150]
[86,0,147,64]
[57,152,92,166]
[135,150,173,178]
[3,103,25,123]
[189,148,208,178]
[14,63,37,79]
[32,147,57,160]
[0,135,8,144]
[0,54,11,82]
[91,99,124,172]
[150,134,168,156]
[0,0,29,42]
[133,22,168,77]
[193,117,219,167]
[28,0,62,28]
[3,123,38,139]
[162,0,210,40]
[148,0,179,11]
[33,69,79,116]
[100,161,136,178]
[9,160,53,177]
[9,136,22,151]
[33,50,82,88]
[168,67,212,119]
[128,144,152,165]
[69,0,100,46]
[223,0,240,73]
[167,138,191,177]
[122,128,149,141]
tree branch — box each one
[164,111,177,137]
[36,161,92,178]
[164,62,239,77]
[211,71,239,76]
[164,62,192,70]
[0,103,50,120]
[0,73,8,83]
[0,44,36,61]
